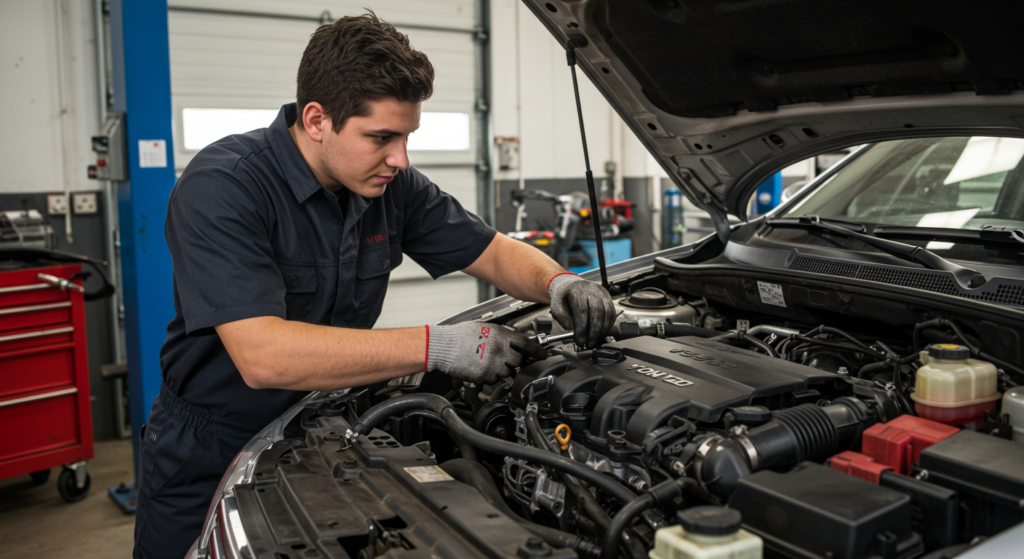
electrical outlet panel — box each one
[88,112,128,181]
[73,192,98,214]
[495,136,520,171]
[47,194,69,215]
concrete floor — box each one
[0,439,136,558]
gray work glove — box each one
[426,323,546,384]
[548,273,617,349]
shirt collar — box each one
[268,103,322,204]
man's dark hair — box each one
[297,12,434,132]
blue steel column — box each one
[108,0,177,512]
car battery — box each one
[920,430,1024,539]
[729,462,923,559]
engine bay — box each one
[227,269,1024,559]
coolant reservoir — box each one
[649,507,762,559]
[911,344,999,426]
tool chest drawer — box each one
[0,262,93,481]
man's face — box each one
[318,98,421,198]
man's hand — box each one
[426,323,546,384]
[548,273,616,348]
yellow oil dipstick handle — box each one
[555,424,572,452]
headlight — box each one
[186,390,348,559]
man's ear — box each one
[301,102,330,143]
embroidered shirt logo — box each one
[363,234,387,245]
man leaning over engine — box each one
[134,12,615,559]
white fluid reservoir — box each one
[649,506,763,559]
[1002,386,1024,444]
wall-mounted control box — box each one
[88,112,128,181]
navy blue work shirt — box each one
[159,103,496,431]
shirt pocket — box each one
[356,247,392,280]
[278,262,319,321]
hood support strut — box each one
[566,35,609,289]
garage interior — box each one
[0,1,839,557]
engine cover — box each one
[510,336,839,446]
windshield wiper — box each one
[767,215,988,288]
[871,224,1024,246]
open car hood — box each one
[523,0,1024,240]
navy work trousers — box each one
[133,387,256,559]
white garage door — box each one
[166,0,487,328]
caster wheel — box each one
[30,469,51,485]
[57,468,91,503]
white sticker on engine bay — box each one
[404,466,454,483]
[757,281,787,307]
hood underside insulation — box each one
[592,0,1024,118]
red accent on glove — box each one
[546,271,579,292]
[424,325,430,373]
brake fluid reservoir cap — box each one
[678,506,742,536]
[928,343,970,360]
[622,289,676,309]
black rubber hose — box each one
[351,393,440,434]
[857,361,894,380]
[739,332,779,358]
[816,326,886,358]
[615,322,718,340]
[397,410,479,461]
[891,363,917,416]
[350,394,639,504]
[791,334,884,357]
[1,247,116,301]
[439,459,602,559]
[599,479,688,559]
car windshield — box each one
[784,136,1024,229]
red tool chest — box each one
[0,263,94,497]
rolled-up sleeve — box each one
[399,168,497,279]
[165,166,287,335]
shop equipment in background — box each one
[0,261,94,502]
[0,210,57,250]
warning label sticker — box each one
[757,281,786,307]
[404,466,454,483]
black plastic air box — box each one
[919,430,1024,538]
[729,462,923,559]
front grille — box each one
[791,255,1024,306]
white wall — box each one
[489,0,666,185]
[0,1,100,194]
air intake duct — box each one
[699,398,876,498]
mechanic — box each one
[133,13,616,559]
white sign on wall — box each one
[139,140,168,168]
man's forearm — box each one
[216,317,426,391]
[464,233,565,302]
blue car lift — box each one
[107,0,178,513]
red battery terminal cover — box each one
[860,415,959,475]
[828,451,892,483]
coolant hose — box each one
[615,322,718,340]
[715,331,779,357]
[599,479,688,559]
[439,459,602,559]
[348,393,639,504]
